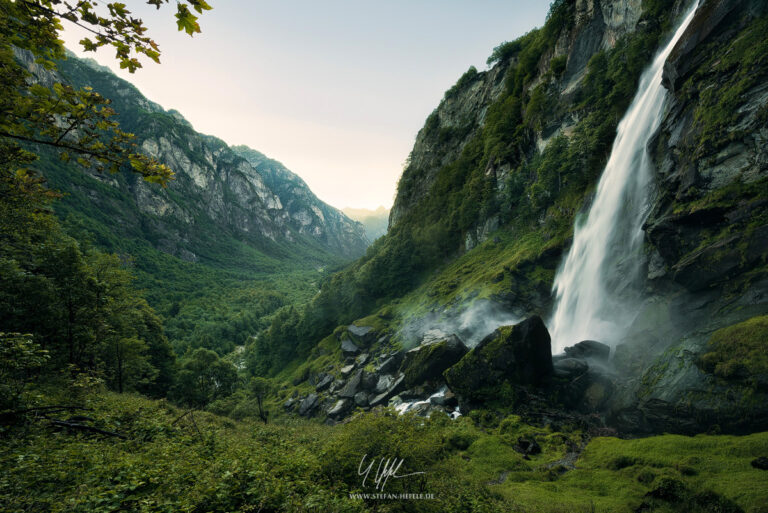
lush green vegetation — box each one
[699,315,768,385]
[2,389,767,512]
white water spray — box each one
[549,3,699,353]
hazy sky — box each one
[61,1,549,210]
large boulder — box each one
[553,358,589,378]
[298,394,319,417]
[444,316,553,404]
[399,334,468,388]
[338,369,363,398]
[348,324,378,345]
[340,337,360,356]
[369,374,405,407]
[315,374,333,392]
[327,399,352,419]
[374,374,394,394]
[375,353,403,374]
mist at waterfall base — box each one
[397,300,521,349]
[547,2,700,354]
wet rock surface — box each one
[564,340,611,362]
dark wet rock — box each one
[328,379,345,394]
[348,325,378,345]
[554,358,589,378]
[612,334,664,377]
[338,369,363,398]
[354,392,369,407]
[360,371,378,391]
[513,436,542,459]
[564,340,610,362]
[328,398,352,418]
[376,354,402,374]
[298,394,319,417]
[341,337,360,356]
[566,369,616,413]
[400,334,468,388]
[663,0,751,92]
[369,374,405,407]
[374,374,394,394]
[444,316,553,404]
[315,374,333,392]
[609,330,768,435]
[751,457,768,470]
[400,386,431,401]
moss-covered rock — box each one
[399,334,468,388]
[698,314,768,389]
[444,316,553,405]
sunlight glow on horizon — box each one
[60,1,548,210]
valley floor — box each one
[2,390,767,513]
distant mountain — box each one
[18,50,369,271]
[342,206,389,241]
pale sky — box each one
[61,1,549,210]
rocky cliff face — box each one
[389,0,655,232]
[29,52,368,266]
[390,62,510,227]
[606,0,768,433]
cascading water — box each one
[548,3,699,353]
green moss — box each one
[699,315,768,384]
[352,312,389,333]
[682,15,768,155]
[550,55,567,77]
[401,339,460,388]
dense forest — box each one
[2,0,767,511]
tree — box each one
[0,0,213,189]
[249,377,271,424]
[0,333,49,409]
[173,348,238,408]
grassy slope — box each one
[2,390,767,512]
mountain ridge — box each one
[27,49,370,266]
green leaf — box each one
[175,5,200,35]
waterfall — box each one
[548,3,699,353]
